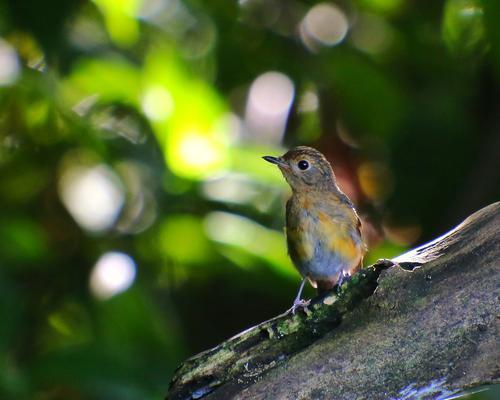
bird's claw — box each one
[336,270,351,293]
[290,299,311,315]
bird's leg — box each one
[290,277,310,314]
[336,270,351,293]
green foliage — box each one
[0,0,499,398]
[442,0,487,56]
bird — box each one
[263,146,366,312]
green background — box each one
[0,0,498,398]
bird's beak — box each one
[262,156,288,168]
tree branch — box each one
[167,202,500,400]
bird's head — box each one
[263,146,336,191]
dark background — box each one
[0,0,498,398]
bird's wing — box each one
[285,197,314,272]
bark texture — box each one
[167,202,500,400]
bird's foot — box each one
[336,271,351,293]
[289,298,311,315]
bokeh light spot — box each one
[202,173,258,205]
[298,90,319,113]
[0,38,20,86]
[300,3,349,51]
[350,13,394,55]
[141,47,230,180]
[59,164,125,232]
[172,131,225,175]
[90,252,137,299]
[358,161,394,201]
[245,71,295,144]
[141,86,174,121]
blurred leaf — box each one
[158,215,213,264]
[42,302,92,351]
[442,0,487,56]
[0,218,48,265]
[92,0,141,47]
[143,47,230,180]
[63,58,141,105]
[205,211,296,278]
[357,0,404,15]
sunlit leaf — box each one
[92,0,142,47]
[143,47,229,179]
[63,58,141,105]
[204,212,296,278]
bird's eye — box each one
[297,160,309,170]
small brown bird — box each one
[263,146,366,311]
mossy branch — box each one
[167,202,500,400]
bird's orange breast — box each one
[286,192,364,283]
